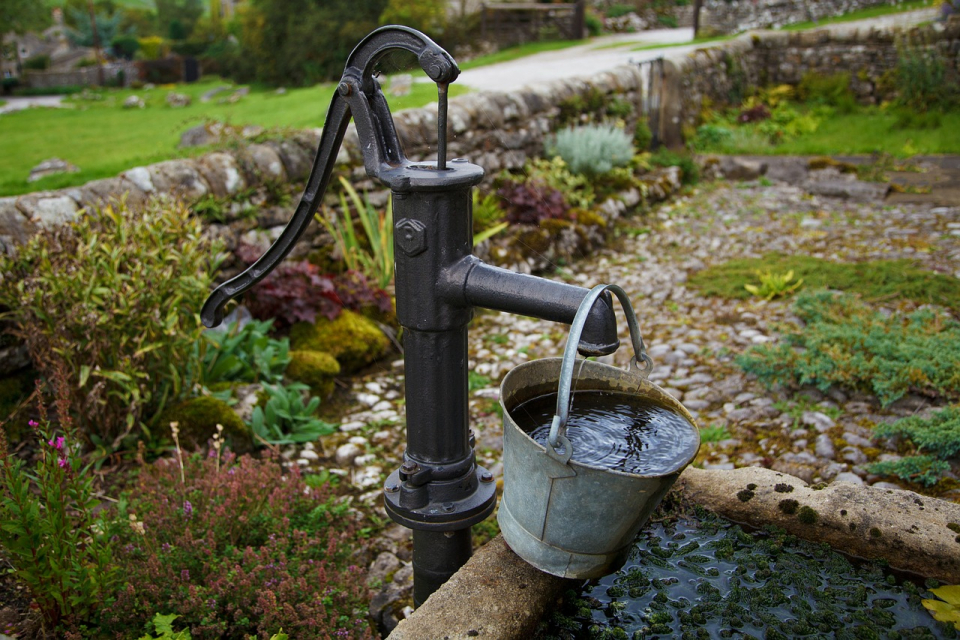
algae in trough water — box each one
[536,507,957,639]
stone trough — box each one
[389,467,960,639]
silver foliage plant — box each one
[546,124,635,177]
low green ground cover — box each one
[693,52,959,157]
[737,291,960,407]
[537,505,956,639]
[0,77,464,196]
[688,254,960,312]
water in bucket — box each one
[511,389,700,476]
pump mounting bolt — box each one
[480,471,494,483]
[400,461,419,474]
[385,482,400,493]
[396,219,428,257]
[337,82,352,97]
[442,502,455,513]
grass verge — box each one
[0,76,465,197]
[779,0,937,31]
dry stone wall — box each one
[699,0,902,34]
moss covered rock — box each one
[285,350,340,397]
[159,396,253,454]
[289,309,389,373]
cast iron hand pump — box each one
[200,26,621,605]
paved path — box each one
[455,7,939,92]
[0,95,66,115]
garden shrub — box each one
[546,124,634,177]
[797,71,858,113]
[236,248,343,330]
[237,247,392,331]
[521,157,596,210]
[0,368,118,636]
[634,118,653,151]
[99,451,373,639]
[196,319,290,387]
[248,381,337,445]
[0,199,223,449]
[496,179,571,225]
[894,37,956,113]
[557,87,609,126]
[737,291,960,406]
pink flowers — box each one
[28,420,39,429]
[46,435,68,468]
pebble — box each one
[801,411,836,432]
[336,443,363,467]
[840,446,868,465]
[842,432,874,448]
[815,434,836,459]
[834,472,865,485]
[299,449,319,461]
[871,481,903,491]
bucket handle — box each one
[547,284,653,453]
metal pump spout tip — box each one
[577,294,620,357]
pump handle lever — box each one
[201,26,458,328]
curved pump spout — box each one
[197,25,624,607]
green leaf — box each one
[79,365,92,388]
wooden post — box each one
[693,0,703,38]
[574,0,586,39]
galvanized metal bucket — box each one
[497,284,701,579]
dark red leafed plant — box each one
[236,244,343,329]
[496,179,571,225]
[738,104,771,123]
[99,451,374,639]
[332,271,393,317]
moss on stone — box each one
[779,499,800,515]
[573,208,606,228]
[737,489,755,502]
[515,228,552,255]
[159,395,252,454]
[290,309,389,374]
[797,505,819,524]
[286,350,340,397]
[774,483,794,493]
[947,522,960,534]
[870,527,883,538]
[808,156,859,174]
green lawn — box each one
[0,77,465,196]
[700,109,960,157]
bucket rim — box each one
[500,358,701,479]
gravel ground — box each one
[286,179,960,632]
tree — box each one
[156,0,204,40]
[67,7,122,49]
[379,0,447,34]
[235,0,388,87]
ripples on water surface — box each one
[511,390,699,475]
